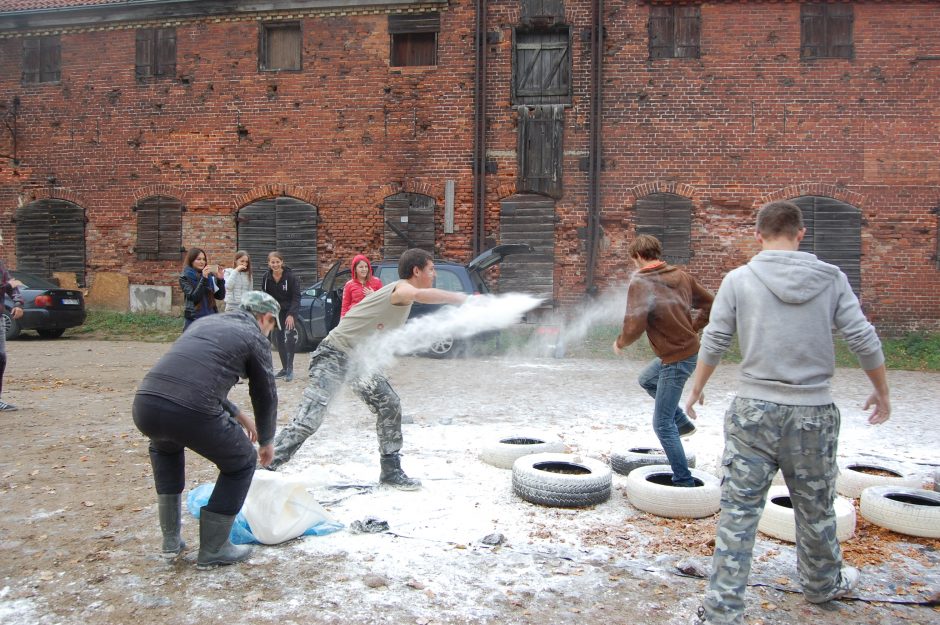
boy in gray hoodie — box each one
[684,200,890,625]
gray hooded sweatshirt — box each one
[699,250,884,406]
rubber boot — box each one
[379,453,422,491]
[196,507,253,569]
[274,340,288,378]
[157,493,186,559]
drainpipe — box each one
[584,0,604,294]
[472,0,487,256]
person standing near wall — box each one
[612,234,713,487]
[133,291,280,568]
[223,251,253,312]
[261,251,300,382]
[685,200,890,624]
[0,230,24,411]
[341,254,383,317]
[180,247,226,331]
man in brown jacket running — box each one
[613,234,713,486]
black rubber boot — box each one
[379,453,422,491]
[157,493,186,559]
[196,507,253,569]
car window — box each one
[11,272,58,289]
[377,267,398,285]
[433,268,464,293]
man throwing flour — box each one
[266,248,467,489]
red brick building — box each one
[1,0,938,333]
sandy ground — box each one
[0,337,938,625]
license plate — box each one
[61,298,80,305]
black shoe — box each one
[678,422,697,438]
[379,454,422,491]
[285,370,294,382]
[274,369,287,379]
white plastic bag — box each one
[241,470,342,545]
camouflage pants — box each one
[268,343,403,470]
[703,397,843,625]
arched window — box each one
[237,197,319,289]
[792,196,862,294]
[135,195,183,261]
[634,192,692,264]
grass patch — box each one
[66,310,182,343]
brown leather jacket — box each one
[615,263,714,363]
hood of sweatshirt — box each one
[349,254,374,282]
[747,250,842,304]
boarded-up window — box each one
[135,196,183,261]
[22,35,61,84]
[517,105,565,199]
[520,0,565,27]
[237,197,318,288]
[793,196,862,294]
[499,194,555,306]
[635,193,692,265]
[259,22,302,72]
[389,13,439,67]
[649,6,701,60]
[383,193,435,259]
[801,4,854,60]
[15,199,86,286]
[135,28,176,80]
[513,28,571,105]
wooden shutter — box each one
[513,29,571,104]
[827,5,854,59]
[40,36,60,82]
[802,4,852,59]
[135,29,155,79]
[135,196,182,261]
[517,105,565,199]
[675,7,701,59]
[261,23,301,71]
[499,194,555,304]
[388,13,440,34]
[15,200,86,286]
[22,37,40,83]
[794,196,861,294]
[383,193,435,259]
[520,0,565,26]
[156,28,177,77]
[649,6,674,60]
[237,197,318,289]
[635,193,692,265]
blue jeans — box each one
[638,354,697,486]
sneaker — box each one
[678,421,697,438]
[0,401,18,411]
[274,369,287,379]
[831,566,860,600]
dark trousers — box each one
[0,351,6,396]
[271,310,297,371]
[132,394,255,516]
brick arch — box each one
[373,180,439,205]
[494,183,518,201]
[625,180,700,206]
[132,185,189,205]
[19,187,89,210]
[757,183,865,209]
[234,184,322,211]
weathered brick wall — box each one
[1,1,939,333]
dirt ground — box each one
[0,337,937,625]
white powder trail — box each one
[348,293,543,378]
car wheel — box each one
[860,486,940,539]
[836,457,922,498]
[425,336,457,359]
[293,322,309,352]
[758,485,856,543]
[2,311,21,340]
[609,446,696,476]
[36,328,66,339]
[624,465,721,519]
[479,434,567,470]
[512,453,612,508]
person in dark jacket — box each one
[613,234,713,487]
[133,291,280,568]
[180,247,226,331]
[261,250,301,381]
[0,247,25,411]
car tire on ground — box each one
[859,486,940,539]
[424,336,459,359]
[36,328,66,339]
[625,465,721,519]
[610,447,696,476]
[758,485,856,543]
[512,453,612,508]
[2,311,21,340]
[836,457,923,498]
[480,434,566,469]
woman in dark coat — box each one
[180,247,226,331]
[261,250,301,381]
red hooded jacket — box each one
[341,254,383,317]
